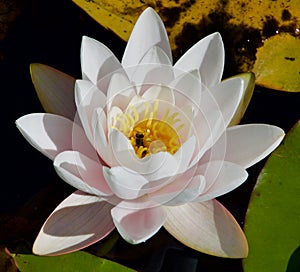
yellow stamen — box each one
[111,99,184,159]
[129,119,181,158]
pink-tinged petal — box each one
[150,173,205,206]
[215,124,285,169]
[30,63,76,120]
[54,151,113,196]
[33,191,115,256]
[103,166,149,199]
[111,204,166,244]
[75,80,106,142]
[142,84,175,104]
[80,36,121,91]
[170,69,202,109]
[16,113,96,160]
[194,161,248,202]
[174,32,224,88]
[122,7,172,68]
[106,72,136,111]
[164,200,248,258]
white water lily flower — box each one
[16,7,284,258]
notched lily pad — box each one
[243,119,300,272]
[253,34,300,92]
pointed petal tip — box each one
[140,7,162,22]
[32,191,115,256]
[122,4,171,68]
[164,201,249,258]
[81,35,94,44]
[29,62,39,72]
[211,31,222,39]
[143,6,156,14]
[29,63,52,80]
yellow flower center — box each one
[129,119,180,158]
[112,99,184,158]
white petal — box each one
[173,135,197,173]
[164,200,248,258]
[129,63,174,94]
[216,124,285,168]
[191,77,243,162]
[103,166,149,199]
[75,80,106,142]
[122,7,172,68]
[150,173,206,206]
[109,128,134,155]
[142,84,175,104]
[138,45,172,65]
[110,130,179,181]
[174,32,224,87]
[209,77,244,127]
[111,204,166,244]
[33,191,115,256]
[170,69,202,109]
[92,108,116,166]
[106,72,136,111]
[189,106,215,166]
[194,161,248,202]
[54,151,113,196]
[80,36,121,90]
[16,113,96,160]
[30,63,76,120]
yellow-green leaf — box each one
[253,34,300,92]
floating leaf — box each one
[243,120,300,271]
[13,251,136,272]
[72,0,300,91]
[253,34,300,92]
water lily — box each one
[16,7,284,258]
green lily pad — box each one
[243,120,300,271]
[13,251,136,272]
